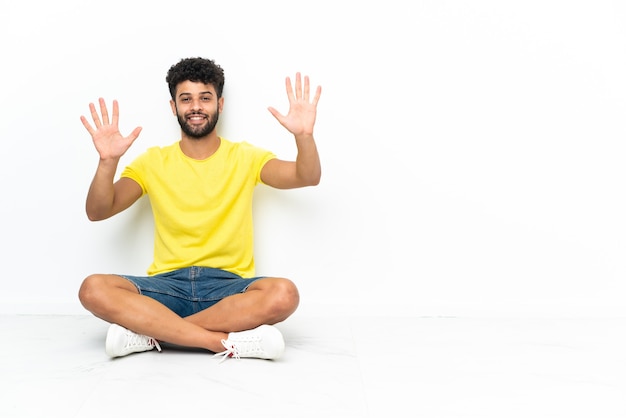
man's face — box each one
[171,81,223,139]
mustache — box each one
[185,111,208,117]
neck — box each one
[179,133,221,160]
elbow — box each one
[86,207,111,222]
[309,174,321,186]
[302,169,321,187]
[86,212,104,222]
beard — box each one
[176,107,220,139]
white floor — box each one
[1,314,624,417]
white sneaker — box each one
[213,324,285,362]
[105,323,162,358]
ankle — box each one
[208,331,229,352]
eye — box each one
[201,96,212,102]
[181,97,191,103]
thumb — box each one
[267,106,283,122]
[128,126,143,143]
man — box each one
[78,57,321,361]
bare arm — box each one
[262,73,322,189]
[86,171,143,221]
[81,98,143,220]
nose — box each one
[191,98,202,110]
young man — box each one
[78,57,321,361]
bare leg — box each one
[78,274,299,353]
[184,278,300,332]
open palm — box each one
[80,98,142,160]
[268,73,321,136]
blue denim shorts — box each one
[119,266,263,318]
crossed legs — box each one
[78,274,299,353]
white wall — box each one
[1,0,625,318]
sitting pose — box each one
[78,57,322,360]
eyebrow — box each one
[178,91,214,98]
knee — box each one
[267,278,300,320]
[78,274,109,310]
[277,278,300,308]
[78,274,100,309]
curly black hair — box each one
[165,57,225,100]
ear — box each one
[218,96,224,113]
[170,99,177,116]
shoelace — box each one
[213,337,264,363]
[125,329,162,352]
[213,340,239,363]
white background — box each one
[1,0,625,318]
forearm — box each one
[85,158,120,221]
[294,134,321,186]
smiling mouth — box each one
[187,114,207,124]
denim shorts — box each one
[119,266,263,318]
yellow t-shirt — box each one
[121,138,275,277]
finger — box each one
[99,97,110,125]
[127,126,143,143]
[267,106,284,122]
[294,72,302,100]
[303,75,310,102]
[89,102,102,128]
[284,76,295,103]
[311,85,322,107]
[80,115,96,136]
[112,99,119,127]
